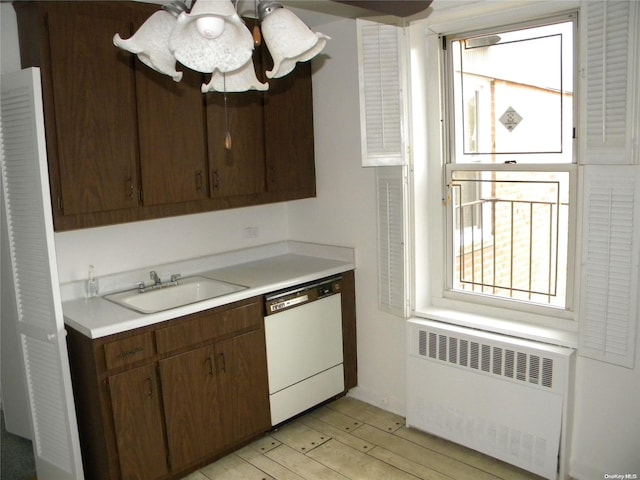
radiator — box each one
[406,318,574,480]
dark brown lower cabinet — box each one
[109,364,169,480]
[159,329,271,471]
[160,344,223,471]
[66,297,271,480]
[216,330,271,445]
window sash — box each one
[443,13,578,167]
[441,15,577,312]
[444,163,577,312]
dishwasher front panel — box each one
[264,293,343,394]
[269,364,344,427]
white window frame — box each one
[443,15,579,314]
[410,3,583,337]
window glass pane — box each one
[450,169,569,307]
[451,21,574,164]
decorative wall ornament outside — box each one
[499,106,523,132]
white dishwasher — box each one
[264,276,344,426]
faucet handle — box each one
[150,270,161,285]
[170,273,181,283]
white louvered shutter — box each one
[582,0,639,164]
[1,68,85,479]
[579,166,639,368]
[357,19,409,167]
[376,167,408,316]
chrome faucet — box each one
[150,270,161,286]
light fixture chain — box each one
[223,73,232,150]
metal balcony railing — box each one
[453,191,568,304]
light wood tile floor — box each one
[181,397,545,480]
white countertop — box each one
[62,242,355,339]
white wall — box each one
[54,205,289,283]
[287,17,408,413]
[1,4,20,73]
[571,353,640,478]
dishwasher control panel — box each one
[264,276,342,315]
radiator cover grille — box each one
[418,329,555,389]
[407,318,574,480]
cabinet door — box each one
[206,23,266,199]
[45,3,140,215]
[207,91,266,198]
[216,330,270,445]
[109,364,169,480]
[263,62,316,197]
[136,66,210,206]
[159,344,223,471]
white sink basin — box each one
[105,276,247,314]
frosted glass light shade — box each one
[170,0,254,74]
[261,7,330,79]
[201,60,269,92]
[113,10,183,82]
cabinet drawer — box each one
[104,332,155,370]
[156,301,262,355]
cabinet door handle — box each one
[212,170,220,191]
[126,176,135,199]
[117,346,144,359]
[219,352,226,373]
[195,170,203,192]
[207,355,215,376]
[145,377,153,398]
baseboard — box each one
[346,385,406,417]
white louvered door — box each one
[376,166,409,316]
[579,166,639,368]
[359,18,411,316]
[578,0,640,368]
[1,68,84,479]
[357,19,409,167]
[581,0,639,164]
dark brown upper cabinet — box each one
[206,90,267,198]
[264,62,317,200]
[13,1,316,231]
[136,67,210,207]
[65,296,271,480]
[17,2,142,217]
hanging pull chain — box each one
[253,24,262,46]
[223,73,232,150]
[253,0,262,46]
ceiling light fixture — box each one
[113,0,330,92]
